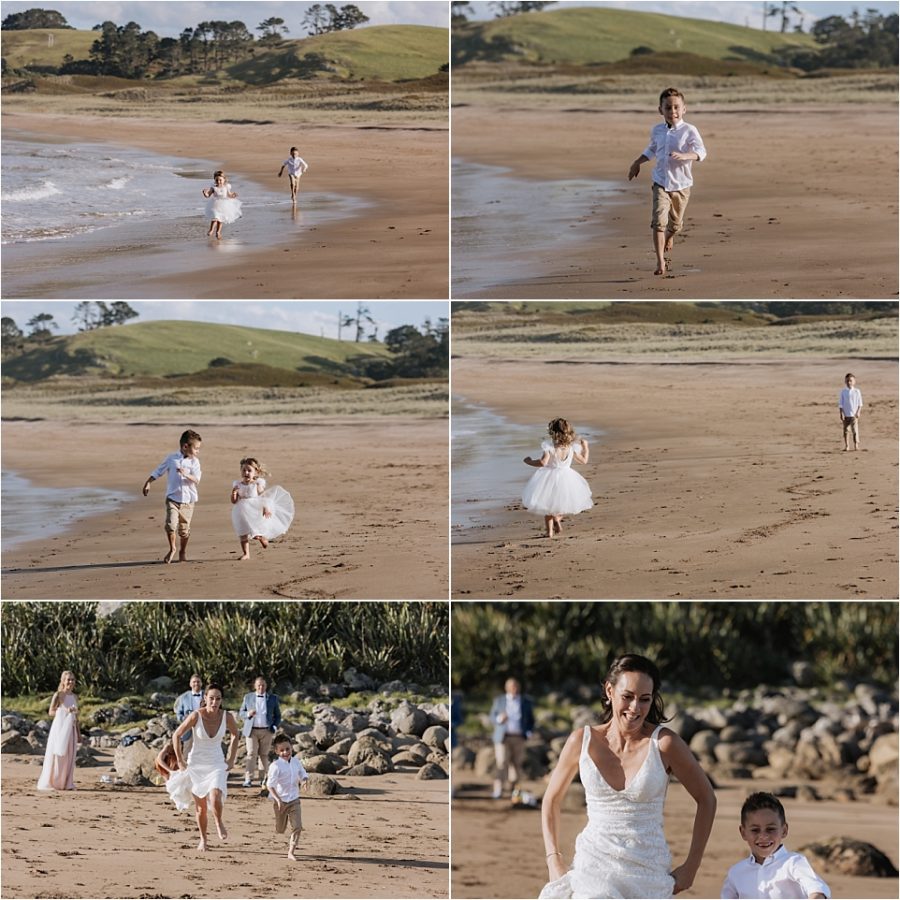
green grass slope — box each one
[0,27,94,68]
[453,7,816,66]
[2,320,390,382]
[229,24,448,83]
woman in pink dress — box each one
[37,670,81,791]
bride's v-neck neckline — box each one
[585,726,657,793]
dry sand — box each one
[451,357,898,599]
[3,111,448,299]
[451,772,898,899]
[451,105,899,299]
[2,419,448,600]
[0,754,448,899]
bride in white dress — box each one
[522,418,593,538]
[173,683,239,851]
[540,655,716,899]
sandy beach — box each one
[1,419,448,600]
[451,357,898,599]
[0,753,448,899]
[451,104,898,299]
[2,111,448,299]
[451,772,898,899]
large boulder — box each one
[393,749,429,767]
[311,720,353,750]
[867,732,898,778]
[800,837,899,877]
[416,762,447,780]
[0,731,33,754]
[306,773,340,796]
[390,701,428,737]
[300,753,345,775]
[342,668,376,692]
[146,675,175,692]
[342,763,380,776]
[113,740,158,785]
[347,737,394,772]
[327,737,355,757]
[91,704,138,727]
[422,725,449,750]
[474,745,496,777]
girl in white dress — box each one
[540,655,716,899]
[230,457,295,560]
[37,670,80,791]
[522,417,593,538]
[173,683,239,852]
[202,170,242,239]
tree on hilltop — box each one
[72,301,139,331]
[26,312,58,340]
[257,16,288,44]
[490,1,555,17]
[301,4,370,36]
[2,8,72,29]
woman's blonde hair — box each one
[57,670,75,693]
[240,457,270,478]
[547,418,576,448]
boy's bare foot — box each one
[664,234,675,253]
[239,553,250,560]
[163,550,175,564]
[654,266,665,276]
[197,838,208,852]
[287,850,298,861]
[178,553,188,562]
[256,535,269,549]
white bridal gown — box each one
[539,724,675,899]
[522,441,593,517]
[186,712,229,803]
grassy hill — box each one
[2,24,447,83]
[453,7,816,67]
[2,320,391,383]
[230,25,448,83]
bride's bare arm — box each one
[541,728,583,881]
[224,713,240,768]
[659,729,717,894]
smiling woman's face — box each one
[606,670,654,733]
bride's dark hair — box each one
[599,654,670,725]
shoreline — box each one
[450,356,898,600]
[1,420,449,600]
[451,105,899,299]
[2,111,448,299]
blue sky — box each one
[0,301,448,339]
[461,1,899,30]
[0,1,449,36]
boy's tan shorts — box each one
[288,174,302,190]
[165,499,194,537]
[274,797,303,834]
[842,415,859,442]
[651,183,691,233]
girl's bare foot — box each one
[215,821,228,841]
[163,550,175,564]
[256,535,269,549]
[197,838,208,852]
[654,265,665,275]
[207,229,214,237]
[288,850,298,860]
[239,553,250,560]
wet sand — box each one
[451,106,898,299]
[1,754,449,899]
[1,420,448,600]
[451,357,898,599]
[451,773,898,899]
[2,112,448,299]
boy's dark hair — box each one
[180,429,202,446]
[741,792,786,825]
[845,372,855,381]
[290,146,298,152]
[273,732,292,747]
[659,87,685,105]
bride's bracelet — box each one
[546,851,562,858]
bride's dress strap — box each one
[581,724,591,752]
[650,723,665,741]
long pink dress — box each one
[37,693,78,791]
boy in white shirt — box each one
[628,87,707,276]
[266,733,309,860]
[142,429,202,564]
[721,792,830,899]
[839,372,863,451]
[277,146,309,203]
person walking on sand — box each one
[142,429,202,564]
[172,682,239,852]
[239,676,282,788]
[37,670,81,791]
[202,170,242,239]
[277,147,309,204]
[266,733,310,860]
[839,372,863,451]
[174,674,204,757]
[628,87,707,276]
[490,677,535,800]
[522,418,592,538]
[230,457,294,560]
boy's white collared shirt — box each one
[721,845,831,899]
[266,756,309,804]
[642,119,707,191]
[150,452,201,503]
[839,386,863,417]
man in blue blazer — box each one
[239,676,281,787]
[173,674,204,756]
[490,677,534,800]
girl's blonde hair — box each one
[57,670,76,693]
[547,418,576,448]
[240,457,271,478]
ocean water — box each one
[452,397,602,530]
[1,134,366,245]
[451,157,627,295]
[1,469,133,552]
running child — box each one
[202,170,242,239]
[230,457,295,560]
[277,147,309,203]
[266,733,310,860]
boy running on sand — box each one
[278,147,309,203]
[266,734,309,860]
[142,429,202,563]
[628,87,707,276]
